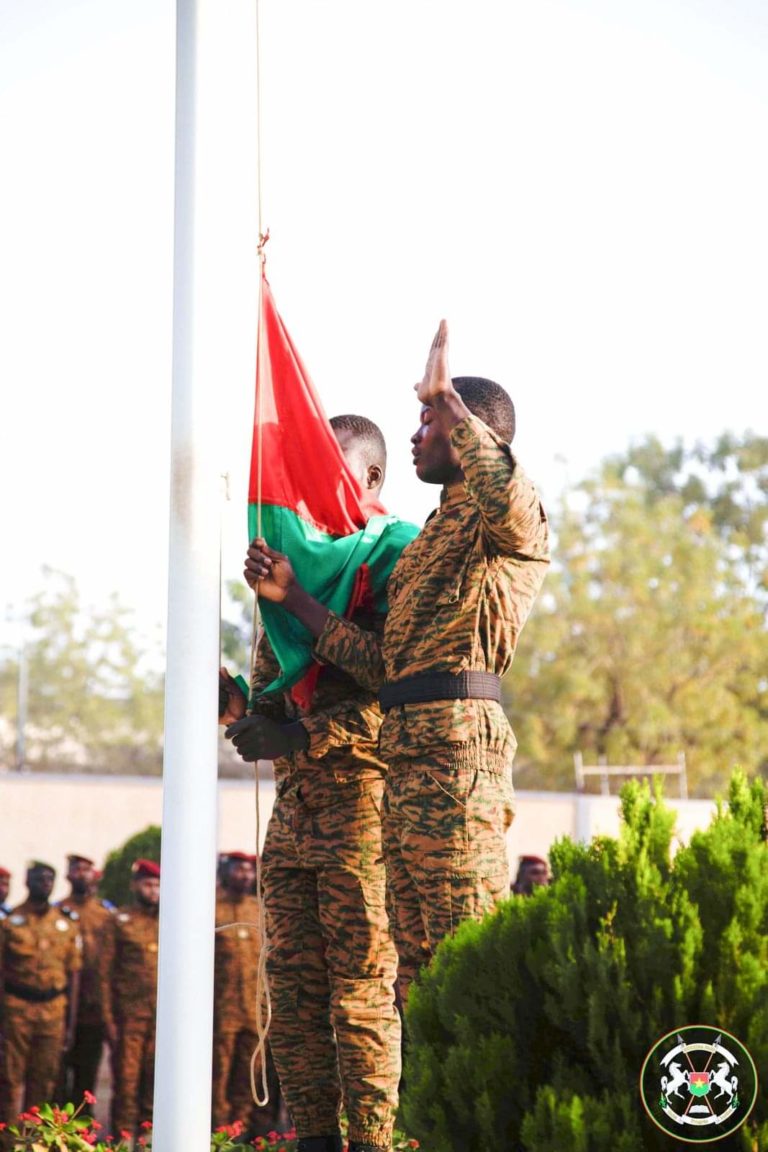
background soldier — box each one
[0,862,81,1140]
[99,858,160,1143]
[56,853,114,1109]
[511,855,552,896]
[212,852,281,1137]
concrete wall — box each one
[0,770,718,907]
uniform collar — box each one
[439,479,468,511]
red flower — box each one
[84,1090,97,1105]
[140,1120,153,1130]
[121,1129,133,1140]
[409,1142,420,1149]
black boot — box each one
[297,1138,343,1152]
[348,1143,390,1152]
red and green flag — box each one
[248,271,418,705]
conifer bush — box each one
[99,825,161,906]
[401,772,768,1152]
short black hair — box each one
[330,414,387,474]
[452,377,516,444]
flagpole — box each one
[153,0,220,1147]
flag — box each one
[248,271,419,703]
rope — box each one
[243,0,272,1108]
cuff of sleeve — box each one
[450,412,500,452]
[313,610,348,666]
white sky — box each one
[1,0,766,649]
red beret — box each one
[519,855,548,868]
[131,859,161,879]
[221,851,257,864]
[0,866,10,879]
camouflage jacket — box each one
[0,900,82,999]
[99,903,159,1026]
[213,891,263,1031]
[250,613,388,791]
[314,415,550,768]
[58,895,114,1024]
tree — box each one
[0,569,165,773]
[401,773,768,1152]
[508,435,768,795]
[100,825,162,907]
[221,578,254,676]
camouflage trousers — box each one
[382,751,515,1003]
[262,773,400,1150]
[0,995,66,1131]
[111,1014,155,1139]
[211,1025,282,1133]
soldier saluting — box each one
[241,321,550,1007]
[0,861,82,1130]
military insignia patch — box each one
[640,1025,758,1143]
[55,918,70,931]
[9,914,25,926]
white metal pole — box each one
[152,0,220,1147]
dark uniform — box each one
[212,875,281,1133]
[99,875,159,1137]
[314,414,550,998]
[56,893,113,1104]
[252,631,401,1151]
[0,899,82,1127]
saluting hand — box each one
[244,538,296,603]
[415,319,455,407]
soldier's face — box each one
[411,405,463,485]
[68,861,94,895]
[27,868,55,901]
[521,863,550,892]
[133,877,160,907]
[225,861,256,894]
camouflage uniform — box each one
[56,895,113,1106]
[252,627,400,1150]
[99,903,159,1137]
[0,901,82,1127]
[212,888,281,1132]
[314,415,550,997]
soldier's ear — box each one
[366,464,383,491]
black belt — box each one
[4,980,67,1004]
[378,671,502,711]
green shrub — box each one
[401,772,768,1152]
[99,825,161,907]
